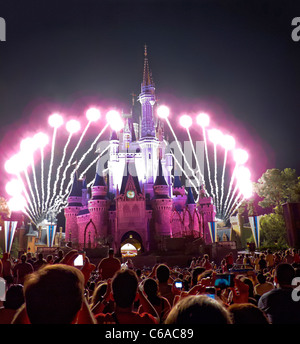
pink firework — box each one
[86,107,101,122]
[196,112,210,128]
[66,119,81,134]
[106,110,124,131]
[48,113,64,128]
[179,114,193,129]
[233,148,249,165]
[157,105,170,119]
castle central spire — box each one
[142,44,153,88]
[139,44,156,138]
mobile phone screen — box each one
[74,254,84,266]
[207,294,215,299]
[175,281,183,289]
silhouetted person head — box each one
[156,264,170,283]
[112,269,138,308]
[165,295,231,324]
[136,268,142,278]
[228,303,269,324]
[3,284,24,310]
[108,248,114,257]
[191,267,205,286]
[257,273,266,284]
[24,264,85,324]
[275,263,295,286]
[143,277,160,305]
[20,255,26,263]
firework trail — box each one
[213,143,219,214]
[30,156,41,212]
[219,148,228,216]
[58,121,92,197]
[62,123,109,202]
[224,183,239,218]
[49,133,73,208]
[45,127,58,210]
[226,193,243,219]
[223,164,237,214]
[165,117,201,187]
[202,126,215,202]
[16,173,37,223]
[186,129,209,200]
[169,150,198,194]
[40,147,45,214]
[79,143,111,179]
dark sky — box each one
[0,0,300,198]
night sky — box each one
[0,0,300,199]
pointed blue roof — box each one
[186,187,196,204]
[94,173,106,187]
[173,175,182,188]
[154,159,167,186]
[120,162,142,194]
[69,171,82,197]
[110,130,118,141]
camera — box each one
[205,286,216,299]
[214,273,234,289]
[74,251,85,267]
[174,281,183,289]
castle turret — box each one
[185,186,199,236]
[198,184,216,243]
[152,159,173,237]
[64,172,82,245]
[108,130,120,193]
[123,118,132,150]
[88,173,109,240]
[76,177,91,248]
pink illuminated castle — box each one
[64,46,216,253]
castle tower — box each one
[138,45,159,198]
[198,184,216,243]
[186,186,199,236]
[64,172,82,245]
[173,175,187,210]
[76,177,91,248]
[139,44,156,138]
[152,159,173,237]
[123,118,132,150]
[115,162,150,252]
[88,173,109,241]
[108,130,120,194]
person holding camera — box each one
[138,277,171,324]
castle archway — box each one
[120,231,143,257]
[83,219,97,249]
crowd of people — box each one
[0,247,300,324]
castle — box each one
[64,47,216,254]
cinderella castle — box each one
[64,46,216,254]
